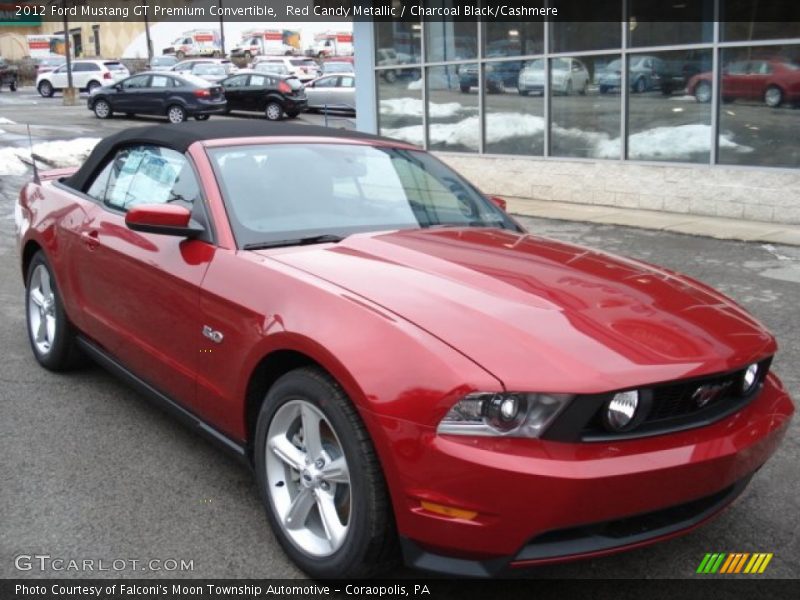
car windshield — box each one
[255,63,288,74]
[606,59,623,71]
[323,62,353,72]
[524,59,544,70]
[103,61,127,71]
[208,143,516,248]
[194,64,225,75]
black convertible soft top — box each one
[66,121,400,192]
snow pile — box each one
[407,79,423,91]
[0,117,16,124]
[0,138,100,177]
[380,98,473,118]
[626,124,752,159]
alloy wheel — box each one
[266,103,283,121]
[94,100,110,119]
[168,106,186,123]
[765,87,783,108]
[27,264,57,356]
[265,399,351,557]
[695,82,712,103]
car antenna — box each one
[27,123,40,184]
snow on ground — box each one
[0,138,100,177]
[0,117,16,124]
[407,79,423,91]
[380,98,475,118]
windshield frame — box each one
[205,141,522,249]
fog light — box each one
[604,390,639,431]
[742,363,759,395]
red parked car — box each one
[16,122,794,578]
[688,58,800,107]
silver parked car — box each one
[518,57,590,96]
[304,74,355,113]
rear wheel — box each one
[9,79,17,92]
[194,114,210,121]
[176,51,185,60]
[634,77,647,93]
[694,81,712,103]
[383,70,396,84]
[87,80,100,94]
[254,367,397,578]
[765,85,783,108]
[93,99,112,119]
[460,83,470,93]
[167,104,187,123]
[38,80,54,97]
[265,101,284,121]
[25,252,84,371]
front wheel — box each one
[167,104,187,123]
[254,367,397,578]
[9,79,17,92]
[694,81,712,103]
[25,252,84,371]
[87,81,100,94]
[194,114,210,121]
[38,80,54,97]
[265,101,284,121]
[93,99,112,119]
[764,85,783,108]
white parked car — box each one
[518,57,590,96]
[252,57,320,82]
[36,59,129,97]
[171,58,236,77]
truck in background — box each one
[307,31,353,58]
[163,30,221,60]
[230,29,300,59]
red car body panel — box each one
[689,60,800,103]
[16,132,794,574]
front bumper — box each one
[374,373,793,576]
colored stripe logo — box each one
[697,553,773,574]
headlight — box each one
[602,390,640,432]
[741,363,760,395]
[437,392,573,437]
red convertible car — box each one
[16,122,794,577]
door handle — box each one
[81,230,100,250]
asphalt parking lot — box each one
[0,89,798,579]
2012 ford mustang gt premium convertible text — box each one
[16,122,794,578]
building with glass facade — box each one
[353,2,800,225]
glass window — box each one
[151,76,170,88]
[717,46,800,168]
[551,54,621,158]
[426,20,477,62]
[550,1,622,53]
[121,75,150,89]
[377,67,423,147]
[223,74,248,88]
[249,75,268,87]
[722,1,800,41]
[484,22,543,57]
[427,64,479,152]
[485,60,544,156]
[375,21,421,65]
[628,1,714,47]
[340,76,354,88]
[626,49,713,163]
[314,76,338,88]
[99,146,198,211]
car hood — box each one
[262,228,775,392]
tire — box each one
[87,80,100,94]
[93,99,112,119]
[38,80,54,97]
[166,104,187,123]
[764,85,783,108]
[634,77,647,94]
[383,70,396,84]
[599,85,609,94]
[125,113,134,117]
[254,367,396,578]
[565,80,573,96]
[519,89,529,96]
[176,51,185,60]
[265,101,284,121]
[10,79,17,92]
[694,81,712,103]
[194,114,210,121]
[286,111,299,119]
[460,83,470,93]
[244,51,252,60]
[25,251,84,371]
[580,82,588,95]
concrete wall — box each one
[436,154,800,225]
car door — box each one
[306,75,338,108]
[337,76,356,110]
[722,61,749,98]
[219,73,249,111]
[147,74,175,114]
[246,74,271,111]
[111,74,151,113]
[747,61,772,100]
[71,145,215,414]
[49,64,68,88]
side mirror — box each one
[488,195,507,211]
[114,83,122,91]
[125,204,204,238]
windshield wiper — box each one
[243,234,345,251]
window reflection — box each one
[427,65,479,153]
[627,50,713,163]
[378,67,423,147]
[551,55,622,158]
[551,22,621,53]
[484,22,543,57]
[485,60,544,156]
[628,0,714,47]
[722,1,800,41]
[716,46,800,167]
[425,20,477,62]
[375,21,421,65]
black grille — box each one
[647,371,739,422]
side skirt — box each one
[76,336,250,467]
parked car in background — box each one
[34,55,66,77]
[253,62,291,77]
[147,55,178,72]
[191,63,228,83]
[459,61,524,94]
[37,59,129,97]
[0,57,18,91]
[598,56,665,94]
[304,74,355,113]
[688,59,800,107]
[88,72,226,123]
[171,58,236,78]
[220,70,306,120]
[17,121,793,579]
[252,57,320,82]
[517,57,589,96]
[321,59,354,75]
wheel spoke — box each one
[320,455,349,484]
[39,268,52,299]
[284,488,315,530]
[300,403,323,458]
[35,315,46,343]
[315,490,347,549]
[269,435,306,472]
[30,289,45,308]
